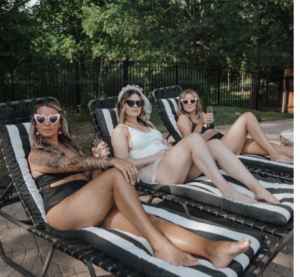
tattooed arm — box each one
[28,149,139,184]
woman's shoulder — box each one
[112,124,130,137]
[178,114,190,123]
[28,148,48,165]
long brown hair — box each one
[30,98,85,156]
[116,90,152,128]
[177,89,202,119]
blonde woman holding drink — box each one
[112,85,280,205]
[177,89,293,163]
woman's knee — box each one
[96,168,125,184]
[241,112,255,121]
[184,133,205,145]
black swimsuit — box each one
[35,172,88,214]
[189,117,224,141]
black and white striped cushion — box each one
[50,203,266,277]
[155,97,294,175]
[237,154,293,175]
[155,97,183,142]
[92,108,294,225]
[95,108,119,156]
[0,123,46,228]
[138,169,294,225]
[0,122,266,277]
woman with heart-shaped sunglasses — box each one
[177,89,293,164]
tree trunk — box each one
[250,39,259,109]
[242,72,244,93]
[250,4,259,109]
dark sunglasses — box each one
[34,114,60,125]
[124,99,144,107]
[181,98,197,105]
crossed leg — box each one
[156,134,279,204]
[102,203,251,269]
[46,168,250,267]
[219,112,293,162]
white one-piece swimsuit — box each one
[116,124,168,184]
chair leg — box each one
[181,204,190,215]
[0,240,36,277]
[40,245,55,277]
[262,229,294,271]
[147,195,154,204]
[86,261,97,277]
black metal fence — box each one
[0,59,284,112]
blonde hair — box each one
[177,89,202,119]
[30,98,85,156]
[116,90,152,128]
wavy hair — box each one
[29,98,85,156]
[116,90,152,128]
[177,89,202,119]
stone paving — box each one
[0,120,294,277]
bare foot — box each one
[208,238,251,269]
[253,186,280,204]
[223,187,258,204]
[271,153,293,164]
[153,239,200,267]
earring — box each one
[58,127,62,135]
[35,128,40,136]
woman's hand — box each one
[201,112,214,124]
[152,148,170,162]
[92,141,110,157]
[110,158,139,185]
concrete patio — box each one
[0,119,294,277]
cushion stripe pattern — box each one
[155,97,294,175]
[138,169,293,225]
[0,123,46,228]
[0,122,266,276]
[95,108,119,156]
[237,155,293,175]
[50,203,265,277]
[155,97,183,142]
[91,106,294,225]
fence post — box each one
[217,63,220,105]
[123,54,129,86]
[11,63,15,101]
[176,62,178,85]
[73,57,81,112]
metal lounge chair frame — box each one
[0,98,141,277]
[0,99,276,277]
[88,96,293,271]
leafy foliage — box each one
[0,0,293,72]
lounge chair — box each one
[152,85,294,179]
[0,120,275,277]
[0,98,44,198]
[88,96,293,266]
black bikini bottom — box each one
[39,180,88,214]
[207,132,224,141]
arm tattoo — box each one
[29,151,114,173]
[103,157,113,169]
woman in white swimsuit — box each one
[112,85,280,205]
